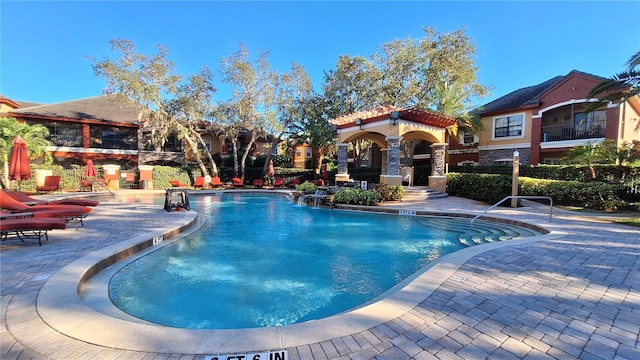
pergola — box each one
[329,106,457,191]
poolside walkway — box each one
[1,191,638,360]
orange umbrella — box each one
[85,160,97,177]
[9,135,30,181]
[267,160,275,177]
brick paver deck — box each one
[1,191,638,359]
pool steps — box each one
[416,216,536,246]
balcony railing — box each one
[541,120,606,142]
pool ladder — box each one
[471,195,553,228]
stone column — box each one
[380,136,402,185]
[380,148,388,176]
[102,164,121,190]
[335,143,350,183]
[429,143,448,192]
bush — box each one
[295,181,318,193]
[334,188,382,206]
[519,177,627,212]
[374,183,404,201]
[447,173,512,204]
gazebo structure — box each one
[329,106,457,192]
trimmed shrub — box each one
[295,181,318,193]
[334,188,382,206]
[519,177,627,212]
[446,173,512,205]
[374,183,404,202]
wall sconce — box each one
[355,118,363,130]
[390,111,400,125]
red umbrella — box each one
[321,164,328,179]
[267,160,275,178]
[9,135,30,182]
[85,160,97,177]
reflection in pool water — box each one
[108,193,534,329]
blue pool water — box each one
[109,193,534,329]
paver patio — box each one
[1,190,638,359]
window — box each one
[46,122,82,147]
[90,125,137,150]
[305,147,312,158]
[494,114,523,138]
[574,110,606,128]
[461,131,476,144]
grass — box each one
[615,218,640,227]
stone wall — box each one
[479,148,530,166]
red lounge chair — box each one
[5,190,99,207]
[0,191,92,229]
[315,179,325,186]
[273,177,284,188]
[253,179,264,188]
[287,178,300,188]
[0,214,67,246]
[210,176,224,188]
[36,175,61,194]
[232,178,245,188]
[193,176,206,190]
[169,180,189,188]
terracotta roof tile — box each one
[330,106,457,129]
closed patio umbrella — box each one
[9,136,30,187]
[267,160,275,178]
[85,160,97,178]
[321,164,328,179]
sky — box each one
[1,1,639,109]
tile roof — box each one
[9,94,141,125]
[330,105,457,129]
[473,70,610,116]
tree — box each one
[586,50,640,117]
[562,140,640,181]
[0,117,51,188]
[91,39,219,178]
[218,43,278,179]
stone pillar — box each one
[429,143,448,193]
[380,148,388,176]
[102,164,121,190]
[380,136,402,185]
[335,143,350,183]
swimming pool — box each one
[106,193,536,329]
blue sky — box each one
[2,1,639,108]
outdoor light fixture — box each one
[355,118,363,129]
[390,111,400,125]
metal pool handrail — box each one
[470,195,553,228]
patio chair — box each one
[253,179,264,188]
[210,176,224,189]
[232,178,245,188]
[169,179,189,188]
[5,190,99,207]
[0,213,67,246]
[0,191,92,230]
[286,178,300,188]
[272,177,284,188]
[193,177,206,190]
[36,175,61,194]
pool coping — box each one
[36,195,566,355]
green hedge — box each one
[449,164,639,182]
[373,184,404,202]
[334,188,382,206]
[446,173,512,205]
[447,173,635,212]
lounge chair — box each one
[253,179,264,188]
[272,177,284,188]
[287,178,300,188]
[169,179,189,188]
[0,212,67,246]
[232,178,245,188]
[36,175,61,194]
[0,191,92,229]
[210,176,224,188]
[5,190,99,207]
[315,179,325,186]
[193,176,206,190]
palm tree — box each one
[586,50,640,114]
[0,117,52,188]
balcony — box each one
[541,119,606,142]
